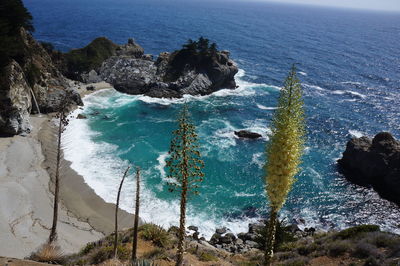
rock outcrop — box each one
[338,132,400,205]
[71,37,239,98]
[234,130,262,139]
[0,28,82,135]
[0,60,32,135]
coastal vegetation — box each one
[263,65,305,265]
[132,167,142,262]
[165,37,220,82]
[63,37,119,80]
[166,104,205,265]
[0,0,34,67]
[113,166,131,258]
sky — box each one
[258,0,400,12]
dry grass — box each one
[30,243,64,264]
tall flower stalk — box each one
[264,65,305,265]
[166,104,204,266]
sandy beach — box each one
[0,82,135,259]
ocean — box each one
[24,0,400,238]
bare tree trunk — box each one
[264,209,278,266]
[176,179,187,266]
[131,167,140,263]
[49,114,63,244]
[114,166,131,259]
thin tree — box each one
[166,104,204,266]
[48,95,71,244]
[264,65,306,265]
[114,166,131,259]
[131,167,141,263]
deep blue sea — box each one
[24,0,400,237]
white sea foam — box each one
[299,71,307,76]
[234,192,257,197]
[302,84,326,91]
[349,130,364,138]
[242,119,271,140]
[155,152,169,180]
[332,90,366,99]
[341,81,362,85]
[251,152,264,169]
[256,104,277,110]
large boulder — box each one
[338,132,400,205]
[0,61,32,135]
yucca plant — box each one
[264,65,306,265]
[166,104,204,266]
[49,92,72,244]
[134,259,157,266]
[114,166,131,258]
[132,167,141,263]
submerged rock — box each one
[234,130,262,139]
[338,132,400,205]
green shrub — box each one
[79,242,95,255]
[277,242,299,252]
[364,256,380,266]
[255,220,296,250]
[64,37,118,79]
[140,223,171,248]
[279,256,309,266]
[91,245,130,263]
[336,225,380,240]
[365,232,400,249]
[297,243,318,256]
[199,252,218,262]
[25,62,41,87]
[142,247,166,260]
[327,240,350,257]
[352,242,379,259]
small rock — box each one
[77,114,87,119]
[216,227,228,234]
[234,130,262,139]
[192,232,200,240]
[188,225,198,232]
[245,240,260,249]
[86,85,95,91]
[235,238,244,245]
[249,223,264,233]
[209,233,221,245]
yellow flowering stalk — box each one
[264,65,305,265]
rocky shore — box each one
[338,132,400,205]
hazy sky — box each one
[260,0,400,12]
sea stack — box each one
[338,132,400,205]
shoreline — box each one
[41,82,136,236]
[0,82,135,259]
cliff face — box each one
[0,60,32,135]
[0,28,82,136]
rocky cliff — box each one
[338,132,400,205]
[67,37,238,98]
[0,28,82,136]
[0,60,32,135]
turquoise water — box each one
[25,0,400,237]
